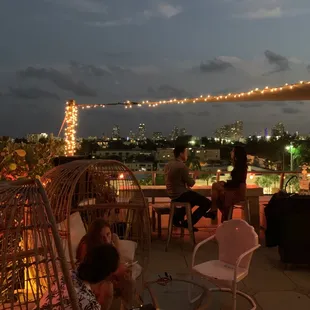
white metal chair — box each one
[190,219,260,310]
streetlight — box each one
[285,143,294,171]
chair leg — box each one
[246,200,251,224]
[209,287,257,310]
[152,209,156,232]
[157,214,162,238]
[232,279,237,310]
[165,204,175,252]
[180,226,185,238]
[227,206,234,220]
[185,205,195,247]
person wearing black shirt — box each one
[206,146,248,219]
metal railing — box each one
[132,170,301,194]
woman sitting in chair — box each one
[76,219,138,309]
[206,145,248,220]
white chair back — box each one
[216,219,258,270]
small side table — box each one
[142,276,211,309]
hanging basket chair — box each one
[0,179,79,310]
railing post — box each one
[279,172,285,190]
[152,171,156,185]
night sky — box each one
[0,0,310,137]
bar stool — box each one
[228,200,251,224]
[165,201,195,251]
[226,183,251,224]
[152,205,171,238]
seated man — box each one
[164,145,212,231]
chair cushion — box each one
[193,260,248,282]
[118,240,137,262]
[57,212,87,263]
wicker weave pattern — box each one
[0,179,79,310]
[41,160,151,269]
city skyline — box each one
[1,1,310,136]
[70,121,299,140]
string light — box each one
[64,100,78,156]
[63,80,310,156]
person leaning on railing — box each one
[164,145,213,232]
[206,145,248,220]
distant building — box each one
[179,128,187,136]
[272,122,285,137]
[137,124,147,141]
[194,148,220,162]
[214,121,243,141]
[112,125,121,140]
[127,130,137,144]
[156,148,174,161]
[152,132,165,141]
[156,147,220,163]
[125,162,154,171]
[170,126,179,141]
[95,148,152,161]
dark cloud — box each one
[189,110,210,117]
[211,103,227,108]
[282,107,300,114]
[108,65,133,75]
[18,67,97,97]
[199,58,233,73]
[263,50,290,76]
[238,102,263,108]
[147,84,191,99]
[238,102,286,108]
[8,87,60,100]
[307,64,310,73]
[70,61,111,77]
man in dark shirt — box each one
[164,145,212,230]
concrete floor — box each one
[143,197,310,309]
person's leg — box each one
[177,191,211,226]
[211,182,225,211]
[204,182,225,220]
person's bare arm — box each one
[182,165,195,188]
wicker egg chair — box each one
[0,179,79,310]
[41,160,151,271]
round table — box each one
[141,276,211,309]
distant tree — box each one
[186,150,201,171]
[78,139,100,155]
[175,135,193,146]
[255,175,273,189]
[38,137,48,144]
[200,171,216,185]
[14,138,28,143]
[139,177,152,185]
[138,139,157,151]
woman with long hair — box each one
[206,145,248,219]
[38,244,120,310]
[76,219,138,309]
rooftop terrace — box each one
[144,196,310,310]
